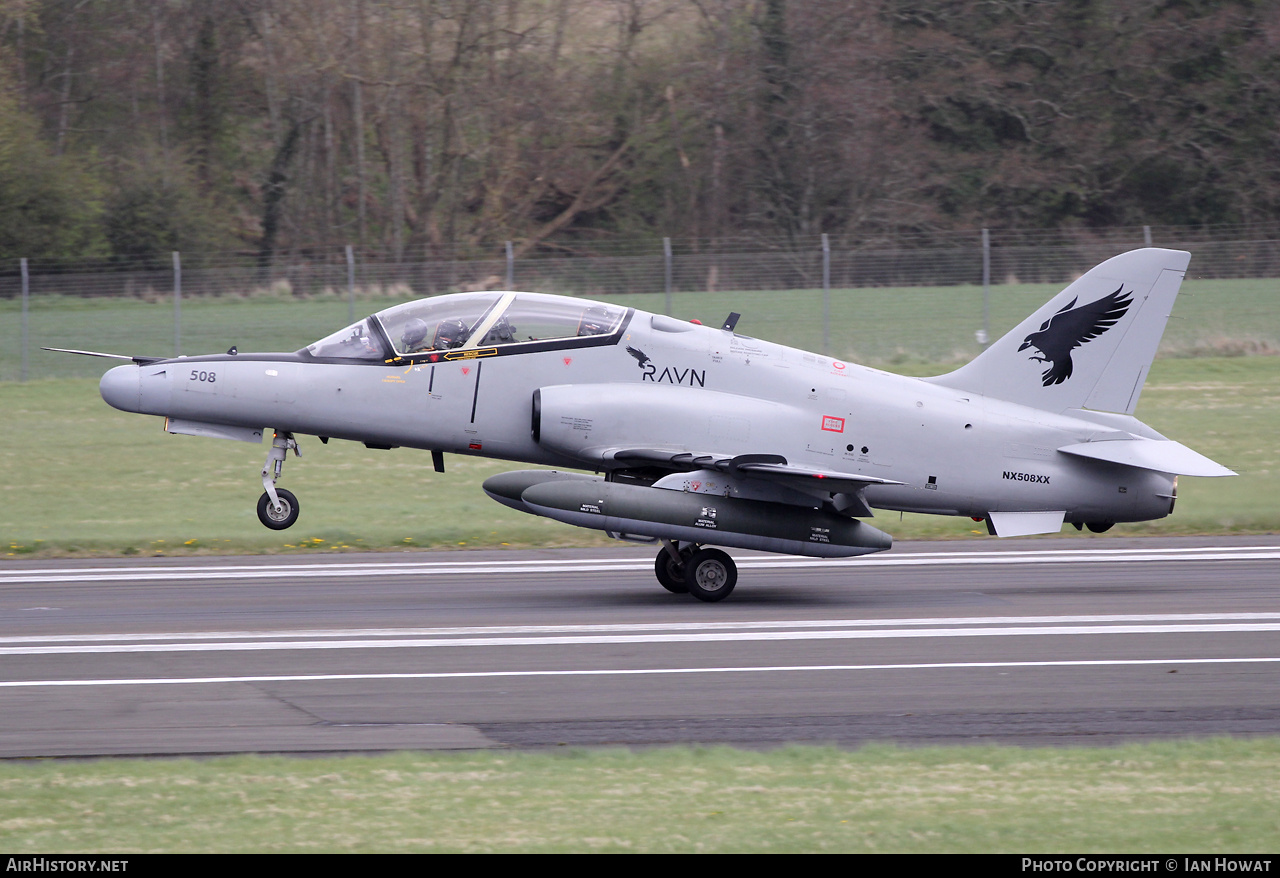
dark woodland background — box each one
[2,0,1278,264]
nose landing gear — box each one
[257,431,301,529]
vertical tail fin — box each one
[927,248,1190,414]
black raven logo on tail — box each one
[1018,286,1133,386]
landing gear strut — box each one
[654,541,738,602]
[257,431,301,530]
[655,541,692,593]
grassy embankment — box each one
[2,280,1276,556]
[0,740,1277,852]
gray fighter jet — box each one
[79,248,1233,601]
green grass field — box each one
[1,740,1277,852]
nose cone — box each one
[100,364,141,413]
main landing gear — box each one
[656,540,738,602]
[257,431,301,529]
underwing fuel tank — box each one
[482,469,604,513]
[519,479,893,558]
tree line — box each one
[1,0,1277,265]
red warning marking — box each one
[832,361,846,370]
[821,415,846,433]
[563,357,573,366]
[461,367,471,376]
[469,442,482,450]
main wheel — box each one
[654,548,689,594]
[257,488,300,530]
[684,548,737,602]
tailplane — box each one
[927,248,1190,414]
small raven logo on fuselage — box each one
[625,345,705,386]
[1018,286,1133,386]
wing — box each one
[1048,286,1133,352]
[605,447,902,517]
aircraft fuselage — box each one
[100,304,1175,528]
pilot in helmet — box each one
[401,318,432,352]
[432,318,469,350]
[577,306,613,336]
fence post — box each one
[980,228,991,346]
[173,250,182,357]
[663,237,673,316]
[505,240,514,288]
[821,233,830,356]
[1143,225,1153,247]
[345,244,356,324]
[20,257,29,382]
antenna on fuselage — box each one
[721,312,740,332]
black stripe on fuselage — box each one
[470,361,482,423]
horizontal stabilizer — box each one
[1057,439,1235,477]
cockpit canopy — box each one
[304,292,627,361]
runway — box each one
[1,536,1278,757]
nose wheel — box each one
[654,542,737,602]
[257,430,301,530]
[257,487,300,529]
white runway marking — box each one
[5,612,1279,645]
[3,544,1278,584]
[2,613,1278,655]
[2,656,1278,689]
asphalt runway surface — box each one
[2,535,1278,757]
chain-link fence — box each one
[4,224,1279,381]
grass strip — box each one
[1,739,1277,852]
